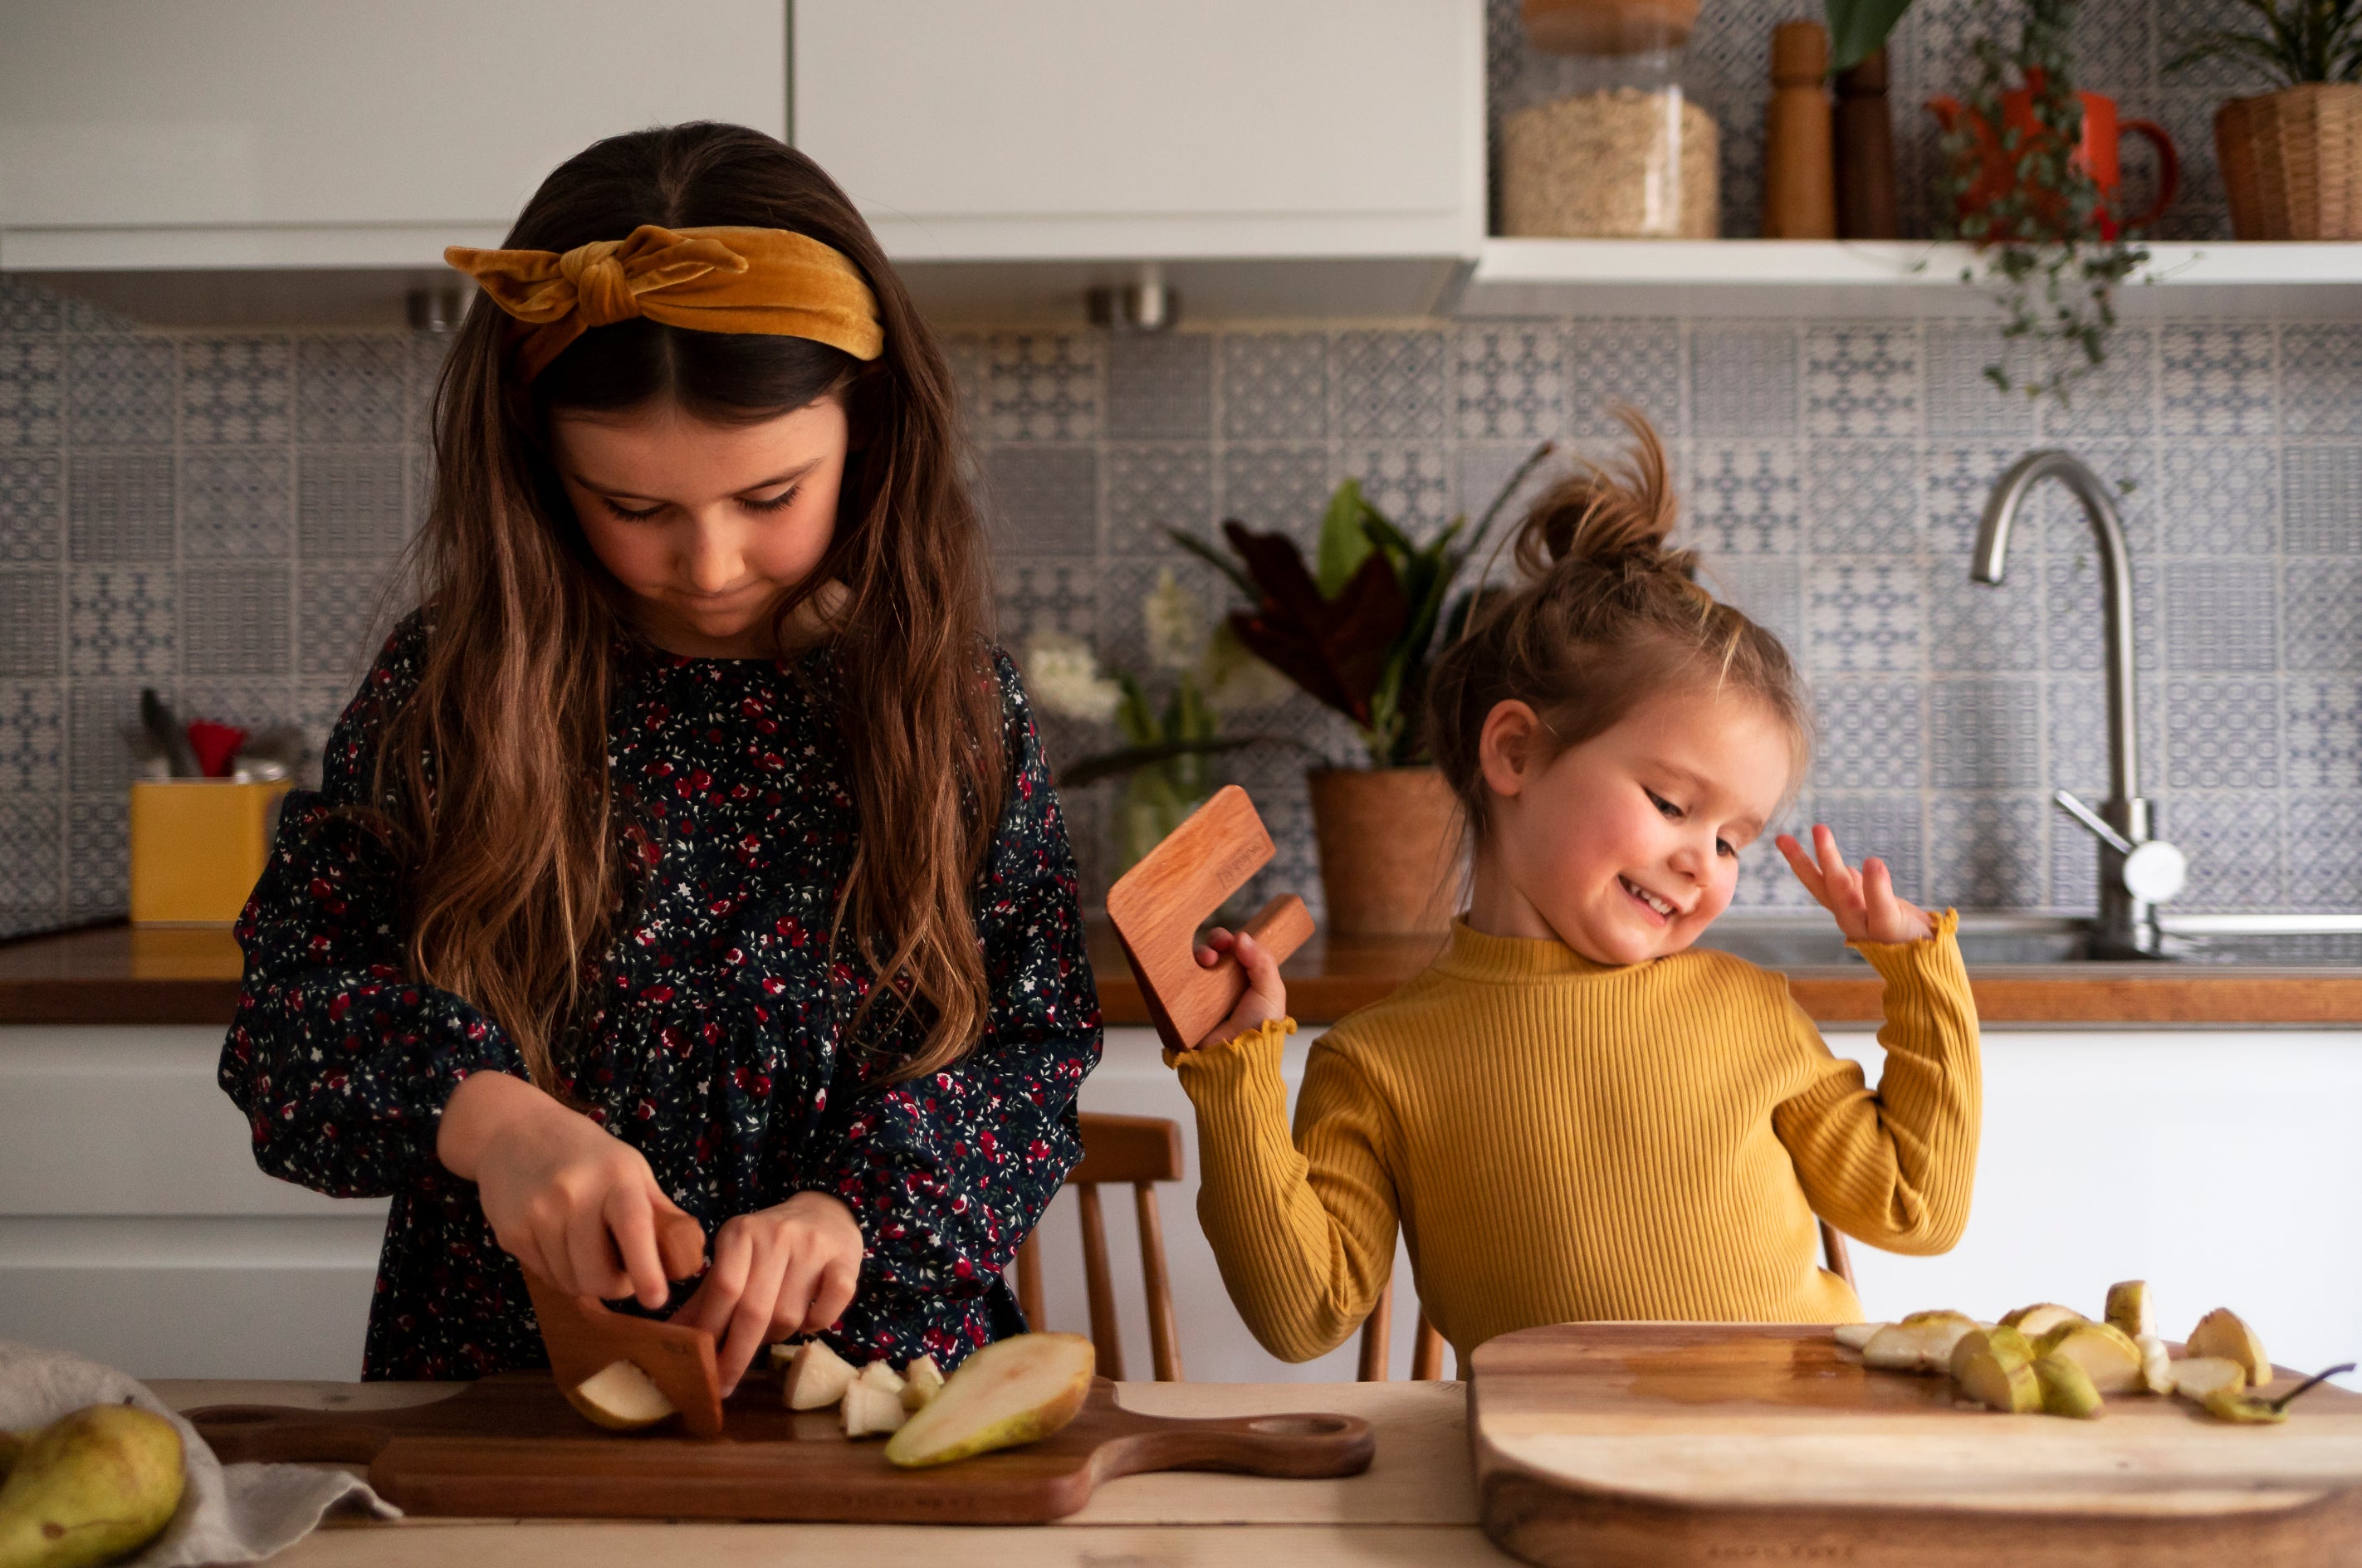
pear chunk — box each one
[2135,1334,2174,1395]
[2169,1356,2248,1403]
[1958,1347,2043,1414]
[840,1380,908,1439]
[2104,1280,2156,1341]
[901,1355,946,1412]
[1833,1322,1883,1352]
[2201,1387,2287,1425]
[0,1404,185,1568]
[884,1332,1097,1469]
[2034,1321,2145,1395]
[1949,1326,2036,1385]
[2034,1353,2105,1419]
[784,1341,859,1411]
[1999,1302,2084,1338]
[857,1360,907,1397]
[1862,1311,1980,1373]
[2186,1309,2272,1385]
[564,1360,677,1432]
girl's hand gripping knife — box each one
[1105,785,1316,1056]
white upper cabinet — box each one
[0,0,786,268]
[792,0,1485,259]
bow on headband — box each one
[445,223,885,382]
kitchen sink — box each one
[1697,913,2362,970]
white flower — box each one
[1143,568,1209,673]
[1023,633,1124,723]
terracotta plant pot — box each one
[2216,83,2362,239]
[1306,768,1463,937]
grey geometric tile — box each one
[66,794,128,916]
[985,334,1101,442]
[983,447,1097,556]
[0,795,63,921]
[2046,670,2172,800]
[2049,794,2102,915]
[1219,333,1328,441]
[2152,90,2235,242]
[1807,560,1922,673]
[2046,554,2164,674]
[2038,325,2154,439]
[1104,444,1214,555]
[64,338,173,446]
[1923,443,2027,560]
[0,680,65,793]
[1806,441,1920,555]
[1334,330,1449,440]
[1806,793,1926,903]
[0,452,63,564]
[66,565,174,677]
[2165,558,2277,671]
[1690,324,1797,437]
[1929,794,2047,908]
[2165,675,2281,789]
[180,336,293,445]
[67,452,175,564]
[1456,442,1568,553]
[1804,322,1921,437]
[2283,559,2362,670]
[941,332,987,440]
[1564,320,1681,437]
[1688,441,1802,554]
[1455,321,1563,441]
[180,449,293,559]
[1930,677,2044,789]
[1708,556,1803,660]
[59,291,141,334]
[1927,563,2042,673]
[183,564,291,676]
[1099,555,1228,676]
[0,276,65,335]
[1924,324,2039,439]
[2285,676,2362,789]
[992,556,1097,648]
[296,448,410,558]
[296,336,408,444]
[2159,323,2274,437]
[2071,0,2156,91]
[176,677,299,734]
[2282,445,2362,554]
[2280,325,2362,437]
[67,681,146,793]
[0,569,60,677]
[1344,443,1454,535]
[296,564,402,680]
[2012,440,2158,561]
[1105,333,1211,441]
[2159,793,2283,911]
[411,331,458,437]
[1730,811,1819,909]
[2155,0,2281,93]
[1812,678,1923,790]
[2287,794,2362,911]
[2159,442,2276,554]
[0,338,64,447]
[1219,445,1332,544]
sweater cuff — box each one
[1850,907,1972,1022]
[1165,1015,1295,1072]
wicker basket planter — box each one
[2215,83,2362,239]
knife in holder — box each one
[522,1266,726,1437]
[1105,784,1315,1056]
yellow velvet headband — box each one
[444,223,885,383]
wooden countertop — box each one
[6,920,2361,1028]
[147,1377,1504,1566]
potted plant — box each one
[1170,444,1553,935]
[2172,0,2362,237]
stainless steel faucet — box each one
[1972,451,2187,958]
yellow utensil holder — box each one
[129,779,293,925]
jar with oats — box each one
[1499,0,1720,238]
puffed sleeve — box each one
[218,613,529,1199]
[794,652,1101,1367]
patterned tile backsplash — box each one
[2,266,2358,935]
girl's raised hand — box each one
[1776,823,1935,945]
[1183,927,1289,1052]
[673,1192,865,1395]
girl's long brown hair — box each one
[379,123,1002,1089]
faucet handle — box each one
[2053,790,2188,905]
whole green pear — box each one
[0,1404,184,1568]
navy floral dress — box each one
[220,613,1100,1380]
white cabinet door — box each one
[793,0,1484,258]
[0,0,785,267]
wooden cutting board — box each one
[188,1373,1373,1524]
[1472,1323,2362,1568]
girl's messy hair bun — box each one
[1514,409,1691,584]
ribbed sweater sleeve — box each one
[1171,1018,1401,1363]
[1771,909,1982,1254]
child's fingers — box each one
[804,1253,859,1336]
[1776,833,1827,900]
[565,1201,628,1302]
[1194,927,1237,967]
[718,1242,788,1395]
[1234,931,1287,1014]
[606,1187,672,1310]
[677,1223,753,1339]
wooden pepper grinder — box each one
[1761,20,1836,238]
[1834,45,1900,238]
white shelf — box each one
[1459,238,2362,318]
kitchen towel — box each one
[0,1341,399,1564]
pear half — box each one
[2034,1353,2105,1419]
[2035,1321,2145,1395]
[2186,1309,2272,1385]
[2104,1280,2156,1341]
[1958,1348,2043,1414]
[784,1341,858,1411]
[884,1333,1097,1469]
[901,1355,946,1412]
[0,1404,186,1568]
[565,1360,677,1432]
[1949,1326,2036,1385]
[2169,1356,2248,1403]
[1863,1311,1980,1374]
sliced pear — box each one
[1949,1325,2036,1385]
[840,1380,908,1439]
[1833,1322,1884,1351]
[884,1332,1097,1469]
[564,1360,677,1432]
[2035,1320,2145,1395]
[1999,1302,2085,1338]
[2203,1387,2287,1424]
[2104,1280,2156,1341]
[2187,1309,2272,1385]
[2170,1356,2248,1402]
[901,1355,946,1412]
[857,1360,907,1397]
[2034,1352,2105,1419]
[1863,1311,1981,1373]
[1958,1347,2043,1414]
[2135,1334,2174,1395]
[784,1340,858,1411]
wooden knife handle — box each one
[1237,893,1313,967]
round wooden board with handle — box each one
[1471,1322,2362,1568]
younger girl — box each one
[1178,415,1978,1365]
[219,124,1098,1391]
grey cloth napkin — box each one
[0,1341,399,1566]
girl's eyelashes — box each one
[597,496,667,523]
[1646,788,1682,820]
[742,483,803,514]
[594,484,803,522]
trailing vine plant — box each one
[1936,0,2152,404]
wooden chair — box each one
[1012,1111,1186,1382]
[1355,1219,1858,1380]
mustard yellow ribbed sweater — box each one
[1172,911,1980,1365]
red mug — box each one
[1926,78,2179,240]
